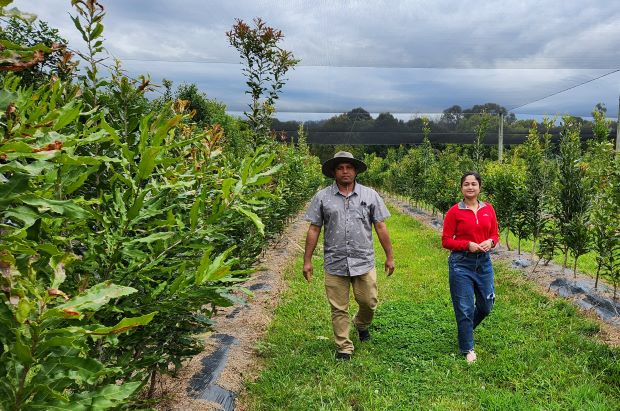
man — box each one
[303,151,395,360]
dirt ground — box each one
[155,196,619,410]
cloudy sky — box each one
[16,0,620,120]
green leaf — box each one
[0,89,16,110]
[221,178,235,199]
[4,206,39,228]
[90,312,157,335]
[246,175,272,186]
[50,257,67,289]
[128,231,174,244]
[195,247,213,285]
[36,336,83,355]
[39,356,108,385]
[16,297,32,323]
[44,282,137,320]
[13,338,33,365]
[0,172,29,200]
[0,141,33,153]
[233,205,265,235]
[75,381,142,410]
[20,196,90,219]
[52,153,102,166]
[64,166,99,195]
[203,247,236,283]
[137,146,161,181]
[0,159,51,176]
[189,197,200,231]
[90,22,104,40]
[138,112,153,153]
[152,115,182,146]
[53,100,81,130]
[127,190,147,220]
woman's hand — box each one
[468,241,485,253]
[479,239,494,252]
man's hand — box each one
[385,258,395,276]
[303,224,321,283]
[478,239,494,252]
[468,241,485,253]
[302,262,313,282]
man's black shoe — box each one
[358,328,371,342]
[335,351,351,360]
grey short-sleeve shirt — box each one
[305,182,390,276]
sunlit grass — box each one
[244,206,620,410]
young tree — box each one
[599,158,620,298]
[428,146,461,217]
[472,112,491,171]
[70,0,107,109]
[484,157,526,252]
[522,121,554,257]
[556,117,591,277]
[586,106,616,288]
[227,18,299,143]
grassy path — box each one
[243,206,620,410]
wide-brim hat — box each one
[322,151,367,178]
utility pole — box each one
[498,113,504,162]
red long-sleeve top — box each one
[441,201,500,251]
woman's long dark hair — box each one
[460,171,481,186]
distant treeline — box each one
[271,104,618,148]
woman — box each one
[441,172,499,363]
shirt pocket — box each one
[354,205,369,220]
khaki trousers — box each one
[324,268,378,354]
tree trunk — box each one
[531,255,542,274]
[572,256,578,279]
[517,236,521,255]
[531,237,537,260]
[148,368,158,398]
[562,246,569,272]
[505,231,511,251]
[594,263,601,289]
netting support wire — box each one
[498,113,504,162]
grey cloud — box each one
[11,0,620,118]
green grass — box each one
[501,230,599,278]
[244,206,620,410]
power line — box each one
[508,69,620,111]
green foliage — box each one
[586,127,620,294]
[0,1,66,76]
[484,157,527,252]
[427,146,461,215]
[0,17,69,87]
[592,104,612,144]
[361,105,616,288]
[472,112,491,170]
[0,4,322,406]
[70,0,107,109]
[520,119,556,255]
[557,117,591,275]
[226,17,299,142]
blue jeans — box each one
[448,251,495,353]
